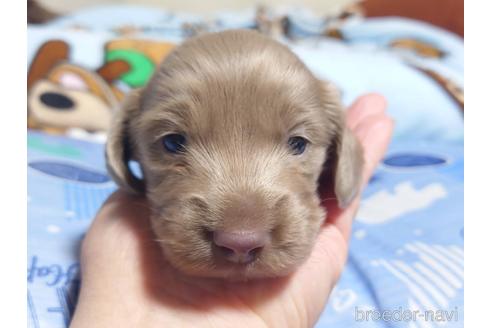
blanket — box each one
[27,5,464,328]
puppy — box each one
[106,30,363,280]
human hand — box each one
[70,94,393,328]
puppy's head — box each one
[106,30,363,279]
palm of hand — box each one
[71,94,392,328]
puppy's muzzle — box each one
[213,230,270,264]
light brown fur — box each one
[106,30,363,280]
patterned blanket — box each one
[27,5,463,328]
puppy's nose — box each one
[213,230,269,264]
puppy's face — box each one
[106,30,363,280]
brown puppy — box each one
[106,29,363,280]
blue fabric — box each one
[27,133,464,328]
[27,5,463,328]
[28,6,463,142]
[319,139,463,328]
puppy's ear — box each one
[321,82,364,208]
[105,89,145,194]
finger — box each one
[294,223,349,320]
[346,93,387,130]
[328,197,361,242]
[294,214,370,325]
[93,190,149,225]
[355,115,394,185]
[331,115,394,240]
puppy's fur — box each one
[106,30,363,279]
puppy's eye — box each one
[288,136,308,155]
[162,134,186,153]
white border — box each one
[7,1,484,327]
[465,0,492,327]
[0,0,27,326]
